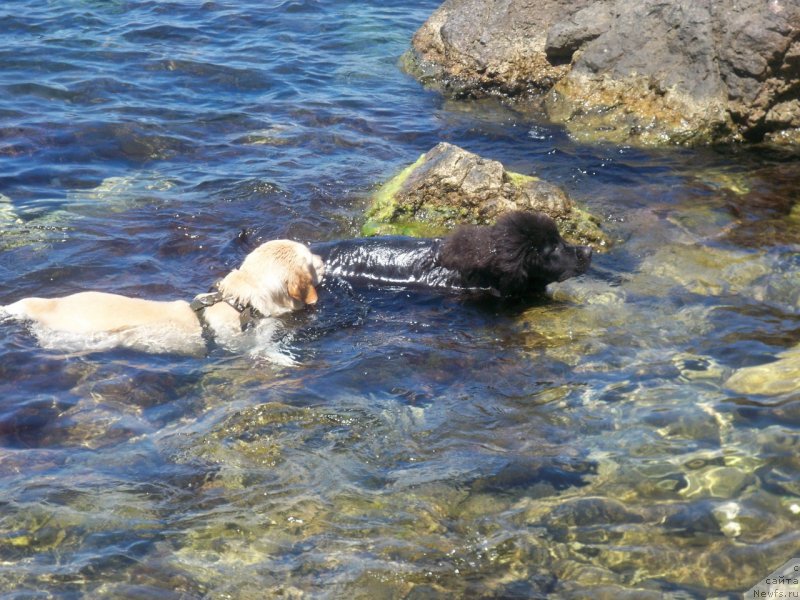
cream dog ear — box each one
[287,272,318,305]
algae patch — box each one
[362,153,450,237]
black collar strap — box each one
[190,291,220,349]
[189,287,263,336]
[190,290,224,313]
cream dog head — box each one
[216,240,325,317]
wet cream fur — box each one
[2,240,325,355]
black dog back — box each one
[313,236,476,291]
[314,211,592,297]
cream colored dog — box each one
[1,240,325,355]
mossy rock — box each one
[362,142,610,250]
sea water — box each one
[1,1,799,597]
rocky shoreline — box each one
[405,0,800,146]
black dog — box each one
[313,211,592,297]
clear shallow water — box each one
[1,1,800,597]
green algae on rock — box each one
[362,142,610,249]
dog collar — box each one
[189,287,263,335]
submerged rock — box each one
[407,0,800,145]
[726,344,800,396]
[362,142,609,249]
[543,497,643,529]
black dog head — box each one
[440,211,593,296]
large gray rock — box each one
[408,0,800,145]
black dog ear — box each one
[439,224,494,275]
[494,211,561,248]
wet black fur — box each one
[315,210,592,297]
[439,211,593,295]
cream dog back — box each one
[3,293,200,334]
[1,239,325,355]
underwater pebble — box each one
[642,406,721,445]
[553,561,620,587]
[543,497,643,529]
[683,466,754,499]
[562,584,662,600]
[671,353,726,382]
[712,501,742,538]
[663,501,724,537]
[726,344,800,396]
[547,279,626,305]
